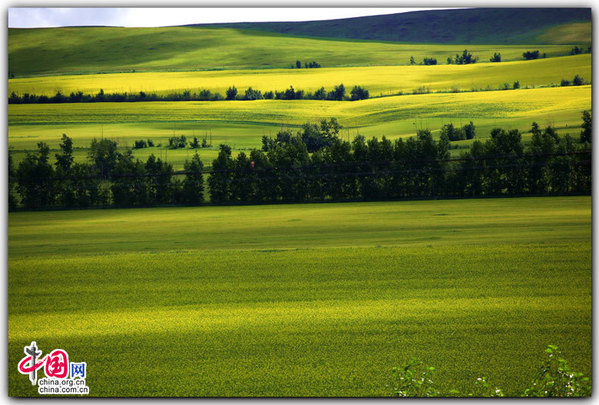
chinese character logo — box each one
[71,362,86,379]
[17,341,89,395]
[18,341,85,384]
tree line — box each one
[9,112,591,211]
[207,116,590,204]
[523,47,590,60]
[292,60,322,69]
[408,46,589,66]
[9,135,205,210]
[8,83,370,104]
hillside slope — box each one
[8,26,582,77]
[8,54,592,97]
[205,8,591,44]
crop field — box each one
[8,54,591,97]
[8,25,581,76]
[8,196,591,397]
[8,9,593,398]
[9,85,591,169]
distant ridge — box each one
[193,8,591,44]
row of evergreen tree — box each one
[9,136,204,210]
[9,112,591,210]
[8,83,369,104]
[209,117,591,203]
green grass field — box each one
[9,26,580,76]
[8,196,591,396]
[9,85,591,169]
[8,10,593,398]
[214,10,591,45]
[8,54,591,97]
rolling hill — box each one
[8,54,591,97]
[8,8,591,77]
[198,8,591,45]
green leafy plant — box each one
[522,345,591,397]
[447,377,505,397]
[389,345,590,398]
[388,358,439,397]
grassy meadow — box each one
[8,196,591,396]
[215,10,591,45]
[8,12,592,397]
[9,22,592,170]
[8,54,591,97]
[9,85,591,169]
[8,26,581,76]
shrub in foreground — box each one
[388,345,590,397]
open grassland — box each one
[8,196,591,396]
[9,85,591,168]
[216,10,591,45]
[8,54,591,97]
[10,86,590,128]
[537,22,592,45]
[9,26,580,76]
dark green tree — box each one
[244,87,263,100]
[527,124,558,194]
[441,123,465,141]
[230,152,253,202]
[572,75,584,86]
[484,128,525,195]
[16,142,55,208]
[55,134,74,173]
[457,140,486,197]
[248,149,275,202]
[580,110,592,143]
[55,134,75,207]
[329,84,346,101]
[145,154,174,205]
[69,162,100,207]
[182,153,204,205]
[8,148,17,210]
[453,49,478,64]
[314,87,326,100]
[226,86,238,100]
[523,50,540,60]
[267,135,310,201]
[571,46,583,55]
[89,138,119,179]
[463,121,476,139]
[189,137,200,149]
[133,139,147,149]
[110,150,147,207]
[323,137,354,200]
[350,86,370,100]
[283,86,296,100]
[301,122,325,153]
[208,144,233,203]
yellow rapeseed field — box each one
[9,85,591,128]
[9,54,591,97]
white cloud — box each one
[9,8,128,28]
[120,8,435,26]
[9,7,441,28]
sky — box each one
[8,7,444,28]
[8,0,591,29]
